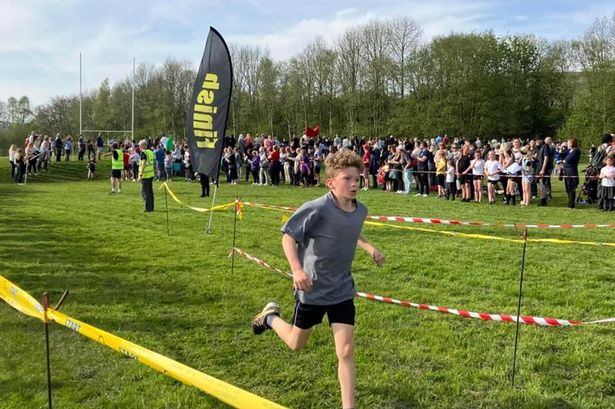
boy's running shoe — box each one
[252,302,280,335]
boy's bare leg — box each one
[332,323,355,409]
[269,316,312,351]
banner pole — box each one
[230,197,239,274]
[164,185,170,236]
[205,181,218,235]
[511,228,528,387]
[42,292,53,409]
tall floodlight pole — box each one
[79,52,82,135]
[131,57,135,140]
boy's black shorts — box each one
[292,298,355,329]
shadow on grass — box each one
[0,161,96,185]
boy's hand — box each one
[372,249,385,267]
[293,270,313,291]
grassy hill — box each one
[1,158,614,408]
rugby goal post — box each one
[79,53,136,145]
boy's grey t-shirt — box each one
[281,191,367,305]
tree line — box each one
[1,13,615,152]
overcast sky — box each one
[1,0,613,106]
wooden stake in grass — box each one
[511,228,528,387]
[164,185,170,236]
[42,292,52,409]
[205,178,219,235]
[230,197,240,275]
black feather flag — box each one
[186,27,233,180]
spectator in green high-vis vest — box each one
[109,142,123,193]
[138,139,155,212]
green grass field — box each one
[1,158,614,409]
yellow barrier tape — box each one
[365,221,523,243]
[0,276,45,320]
[526,237,615,247]
[242,202,295,213]
[242,200,615,247]
[364,221,615,248]
[160,182,235,214]
[236,200,244,221]
[0,275,286,409]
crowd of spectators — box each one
[7,130,615,210]
[220,132,615,210]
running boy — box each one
[252,149,385,409]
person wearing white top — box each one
[484,151,502,205]
[598,155,615,211]
[39,136,50,171]
[129,148,141,181]
[470,151,486,203]
[8,144,17,179]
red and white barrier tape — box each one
[230,247,292,279]
[240,201,614,230]
[356,292,581,326]
[367,215,615,229]
[230,247,615,327]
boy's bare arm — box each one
[358,234,385,266]
[282,233,312,291]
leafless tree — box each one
[388,17,422,98]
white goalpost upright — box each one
[79,53,136,142]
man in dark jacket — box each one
[562,138,581,208]
[536,137,554,206]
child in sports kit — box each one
[470,150,486,203]
[87,158,96,180]
[484,150,501,205]
[252,149,385,409]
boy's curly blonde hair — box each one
[325,149,364,179]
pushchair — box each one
[577,164,599,204]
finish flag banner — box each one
[187,27,233,178]
[0,275,286,409]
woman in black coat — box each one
[562,138,581,208]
